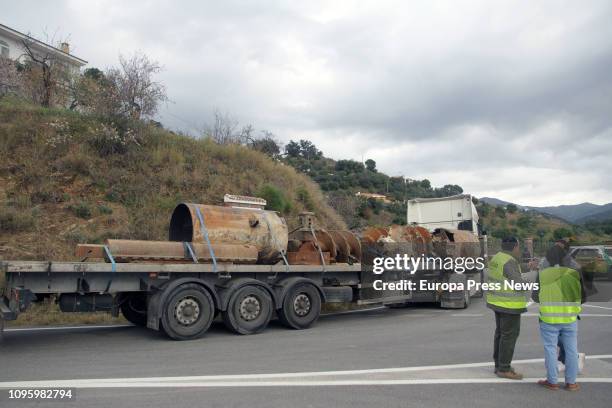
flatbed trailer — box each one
[0,259,482,340]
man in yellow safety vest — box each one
[533,245,585,391]
[486,236,529,380]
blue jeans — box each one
[539,321,578,384]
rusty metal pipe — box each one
[169,203,288,264]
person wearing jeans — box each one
[533,245,585,391]
[539,321,579,387]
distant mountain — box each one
[479,198,612,224]
[524,203,611,223]
[575,207,612,224]
[479,197,521,208]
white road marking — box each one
[1,355,610,389]
[1,378,612,388]
[582,304,612,310]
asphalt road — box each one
[1,298,611,407]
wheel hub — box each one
[175,297,200,326]
[239,295,261,321]
[293,293,311,317]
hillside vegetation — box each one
[475,200,612,245]
[0,98,345,262]
[282,139,463,228]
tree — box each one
[553,227,573,240]
[83,67,104,81]
[298,139,322,160]
[283,139,322,160]
[285,140,301,157]
[506,203,518,214]
[20,33,72,107]
[335,159,364,173]
[516,214,534,230]
[70,66,115,112]
[106,52,167,119]
[249,130,281,158]
[365,159,377,172]
[437,184,463,197]
[202,109,254,145]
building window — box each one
[0,40,9,57]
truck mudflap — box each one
[0,296,16,340]
[1,296,17,320]
[440,272,473,309]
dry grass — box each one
[5,298,126,327]
[0,98,349,326]
[0,98,345,262]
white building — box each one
[0,22,87,72]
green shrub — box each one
[0,207,36,232]
[258,184,291,213]
[296,187,314,211]
[64,231,89,244]
[97,204,113,215]
[105,188,121,202]
[69,202,92,219]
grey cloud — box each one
[3,0,612,205]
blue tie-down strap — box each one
[194,205,217,273]
[103,245,116,273]
[184,241,198,263]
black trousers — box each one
[493,311,521,372]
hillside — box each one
[480,197,612,224]
[475,200,612,244]
[283,139,463,228]
[575,207,612,224]
[0,98,345,262]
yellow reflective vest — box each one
[538,266,582,324]
[486,252,528,311]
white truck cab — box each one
[406,194,480,236]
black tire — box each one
[161,284,215,340]
[120,293,148,327]
[222,286,272,335]
[471,269,485,298]
[278,283,321,330]
[462,287,471,309]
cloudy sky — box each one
[5,1,612,206]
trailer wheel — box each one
[120,293,147,327]
[278,283,321,330]
[161,284,215,340]
[222,286,272,335]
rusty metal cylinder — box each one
[169,203,288,264]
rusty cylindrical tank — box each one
[169,203,288,264]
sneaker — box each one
[578,353,585,374]
[497,370,523,380]
[538,379,560,390]
[564,383,580,391]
